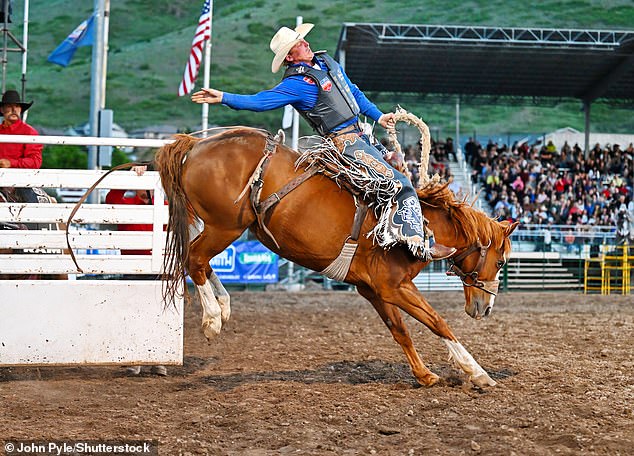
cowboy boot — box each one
[423,219,456,261]
[429,242,456,261]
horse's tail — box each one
[155,134,201,306]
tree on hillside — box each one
[42,145,87,169]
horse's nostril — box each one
[484,307,492,317]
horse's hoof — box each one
[419,373,441,387]
[202,319,221,340]
[471,373,496,387]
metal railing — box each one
[511,224,617,257]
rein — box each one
[446,239,499,296]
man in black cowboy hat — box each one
[0,89,43,203]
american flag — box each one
[178,0,212,96]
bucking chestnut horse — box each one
[155,126,518,388]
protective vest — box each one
[282,52,360,136]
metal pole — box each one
[583,100,591,159]
[285,15,304,287]
[87,0,109,205]
[1,0,8,94]
[21,0,29,102]
[101,0,109,107]
[455,96,460,163]
[201,0,213,137]
[291,15,302,152]
[88,0,105,169]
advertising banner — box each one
[211,241,279,283]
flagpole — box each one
[21,0,30,122]
[101,0,110,107]
[201,0,213,138]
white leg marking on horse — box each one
[209,271,231,323]
[489,269,501,308]
[443,339,496,387]
[197,281,222,340]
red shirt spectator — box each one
[105,165,166,255]
[105,188,154,255]
[0,90,42,169]
[554,176,567,194]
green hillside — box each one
[4,0,634,137]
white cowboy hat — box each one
[270,23,314,73]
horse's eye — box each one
[496,260,506,269]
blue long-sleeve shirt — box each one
[221,57,383,133]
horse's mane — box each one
[417,182,501,244]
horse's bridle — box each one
[446,239,500,296]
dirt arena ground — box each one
[1,291,633,455]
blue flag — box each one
[47,14,95,67]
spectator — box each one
[105,165,167,377]
[464,136,478,165]
[444,137,457,162]
[105,168,156,256]
[0,89,44,203]
[510,175,524,193]
[542,222,552,252]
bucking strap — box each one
[319,199,368,282]
[320,242,358,282]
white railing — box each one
[0,135,182,367]
[0,133,170,148]
[0,168,168,274]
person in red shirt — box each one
[104,166,154,256]
[0,90,43,203]
[105,165,168,255]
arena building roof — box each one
[334,23,634,106]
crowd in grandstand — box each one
[466,138,633,228]
[398,135,633,232]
